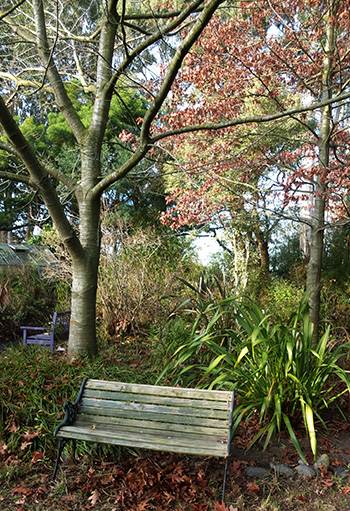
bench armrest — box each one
[53,378,88,437]
[53,401,78,437]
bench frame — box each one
[53,378,235,500]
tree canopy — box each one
[1,0,350,354]
[155,0,350,332]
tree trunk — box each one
[306,1,335,340]
[306,187,325,337]
[257,237,269,270]
[68,152,102,357]
[69,256,99,357]
[68,198,101,356]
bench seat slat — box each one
[57,425,228,457]
[75,414,228,436]
[83,389,231,410]
[85,380,232,402]
[74,419,227,443]
[80,397,230,420]
[79,404,230,427]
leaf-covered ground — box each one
[2,445,350,510]
[2,402,350,510]
[2,335,350,510]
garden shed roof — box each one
[0,243,58,267]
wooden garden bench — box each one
[53,379,235,499]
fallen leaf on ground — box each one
[22,429,40,441]
[12,485,33,496]
[31,451,44,464]
[137,498,151,510]
[213,501,229,511]
[88,489,100,506]
[8,422,19,433]
[247,481,260,494]
[20,441,32,451]
[321,478,334,488]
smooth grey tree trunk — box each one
[68,192,101,357]
[306,1,336,340]
[0,0,224,357]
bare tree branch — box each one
[152,92,350,142]
[0,170,32,186]
[0,0,26,22]
[32,0,86,141]
[106,0,207,91]
[0,93,84,258]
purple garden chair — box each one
[21,312,57,353]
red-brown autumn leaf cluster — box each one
[154,0,350,231]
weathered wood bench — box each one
[53,378,235,499]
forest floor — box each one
[2,426,350,510]
[2,334,350,510]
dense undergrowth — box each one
[2,278,350,468]
[160,293,350,462]
[2,333,350,511]
[2,255,350,486]
[0,336,163,465]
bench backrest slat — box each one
[85,379,232,402]
[80,397,230,420]
[77,380,234,440]
[83,389,231,411]
[78,406,229,432]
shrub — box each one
[0,267,55,339]
[161,294,350,461]
[321,280,350,337]
[265,279,304,323]
[97,224,199,338]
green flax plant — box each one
[162,294,350,461]
[169,271,239,353]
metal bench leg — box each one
[72,440,76,463]
[52,438,68,481]
[222,456,229,502]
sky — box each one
[194,235,221,265]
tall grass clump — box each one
[166,271,240,352]
[161,294,350,461]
